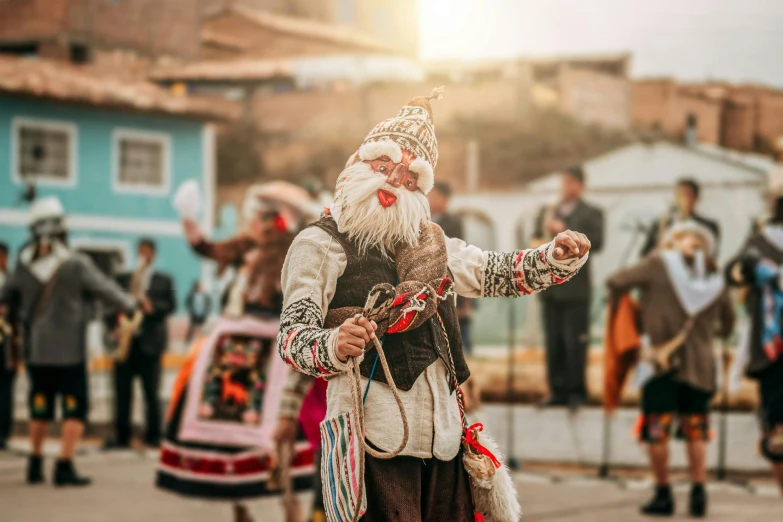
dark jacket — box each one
[313,217,470,391]
[1,252,135,366]
[641,212,720,257]
[534,199,604,302]
[116,271,176,357]
[433,212,464,242]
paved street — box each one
[0,442,780,522]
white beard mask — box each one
[332,161,431,256]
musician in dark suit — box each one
[640,178,720,257]
[105,238,176,449]
[533,166,604,409]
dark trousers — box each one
[362,451,474,522]
[113,341,162,445]
[542,299,591,402]
[0,359,14,443]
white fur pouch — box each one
[462,424,522,522]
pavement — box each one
[0,440,780,522]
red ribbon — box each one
[463,423,501,469]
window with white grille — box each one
[113,130,170,194]
[13,118,76,185]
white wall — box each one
[449,142,768,346]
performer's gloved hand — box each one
[335,316,377,363]
[552,230,591,260]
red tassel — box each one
[463,423,502,469]
[474,513,485,522]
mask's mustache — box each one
[334,162,430,256]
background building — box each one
[0,56,233,312]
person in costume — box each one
[158,182,318,522]
[726,171,783,496]
[607,221,734,517]
[0,197,137,486]
[278,89,592,522]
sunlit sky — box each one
[419,0,783,86]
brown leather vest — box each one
[312,216,470,391]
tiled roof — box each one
[0,56,239,120]
[205,5,397,56]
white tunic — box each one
[278,226,587,459]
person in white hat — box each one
[278,89,592,522]
[608,220,734,517]
[0,197,136,487]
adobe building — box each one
[633,78,783,154]
[0,0,203,77]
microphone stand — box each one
[506,299,521,470]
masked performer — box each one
[158,182,318,522]
[278,89,592,522]
[726,178,783,497]
[0,197,136,486]
[607,221,734,517]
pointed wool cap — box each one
[360,86,444,169]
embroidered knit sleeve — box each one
[278,227,350,377]
[446,236,588,298]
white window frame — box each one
[111,128,172,196]
[11,116,78,188]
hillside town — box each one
[1,1,782,521]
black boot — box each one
[27,455,44,484]
[641,484,675,517]
[689,483,707,518]
[53,459,91,487]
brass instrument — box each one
[106,260,147,361]
[114,310,143,362]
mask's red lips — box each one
[377,189,397,207]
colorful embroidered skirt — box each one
[157,318,315,500]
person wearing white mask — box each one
[0,197,136,486]
[607,221,735,518]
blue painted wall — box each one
[0,94,209,311]
[0,95,203,219]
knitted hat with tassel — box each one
[360,87,444,173]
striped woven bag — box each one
[319,314,408,522]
